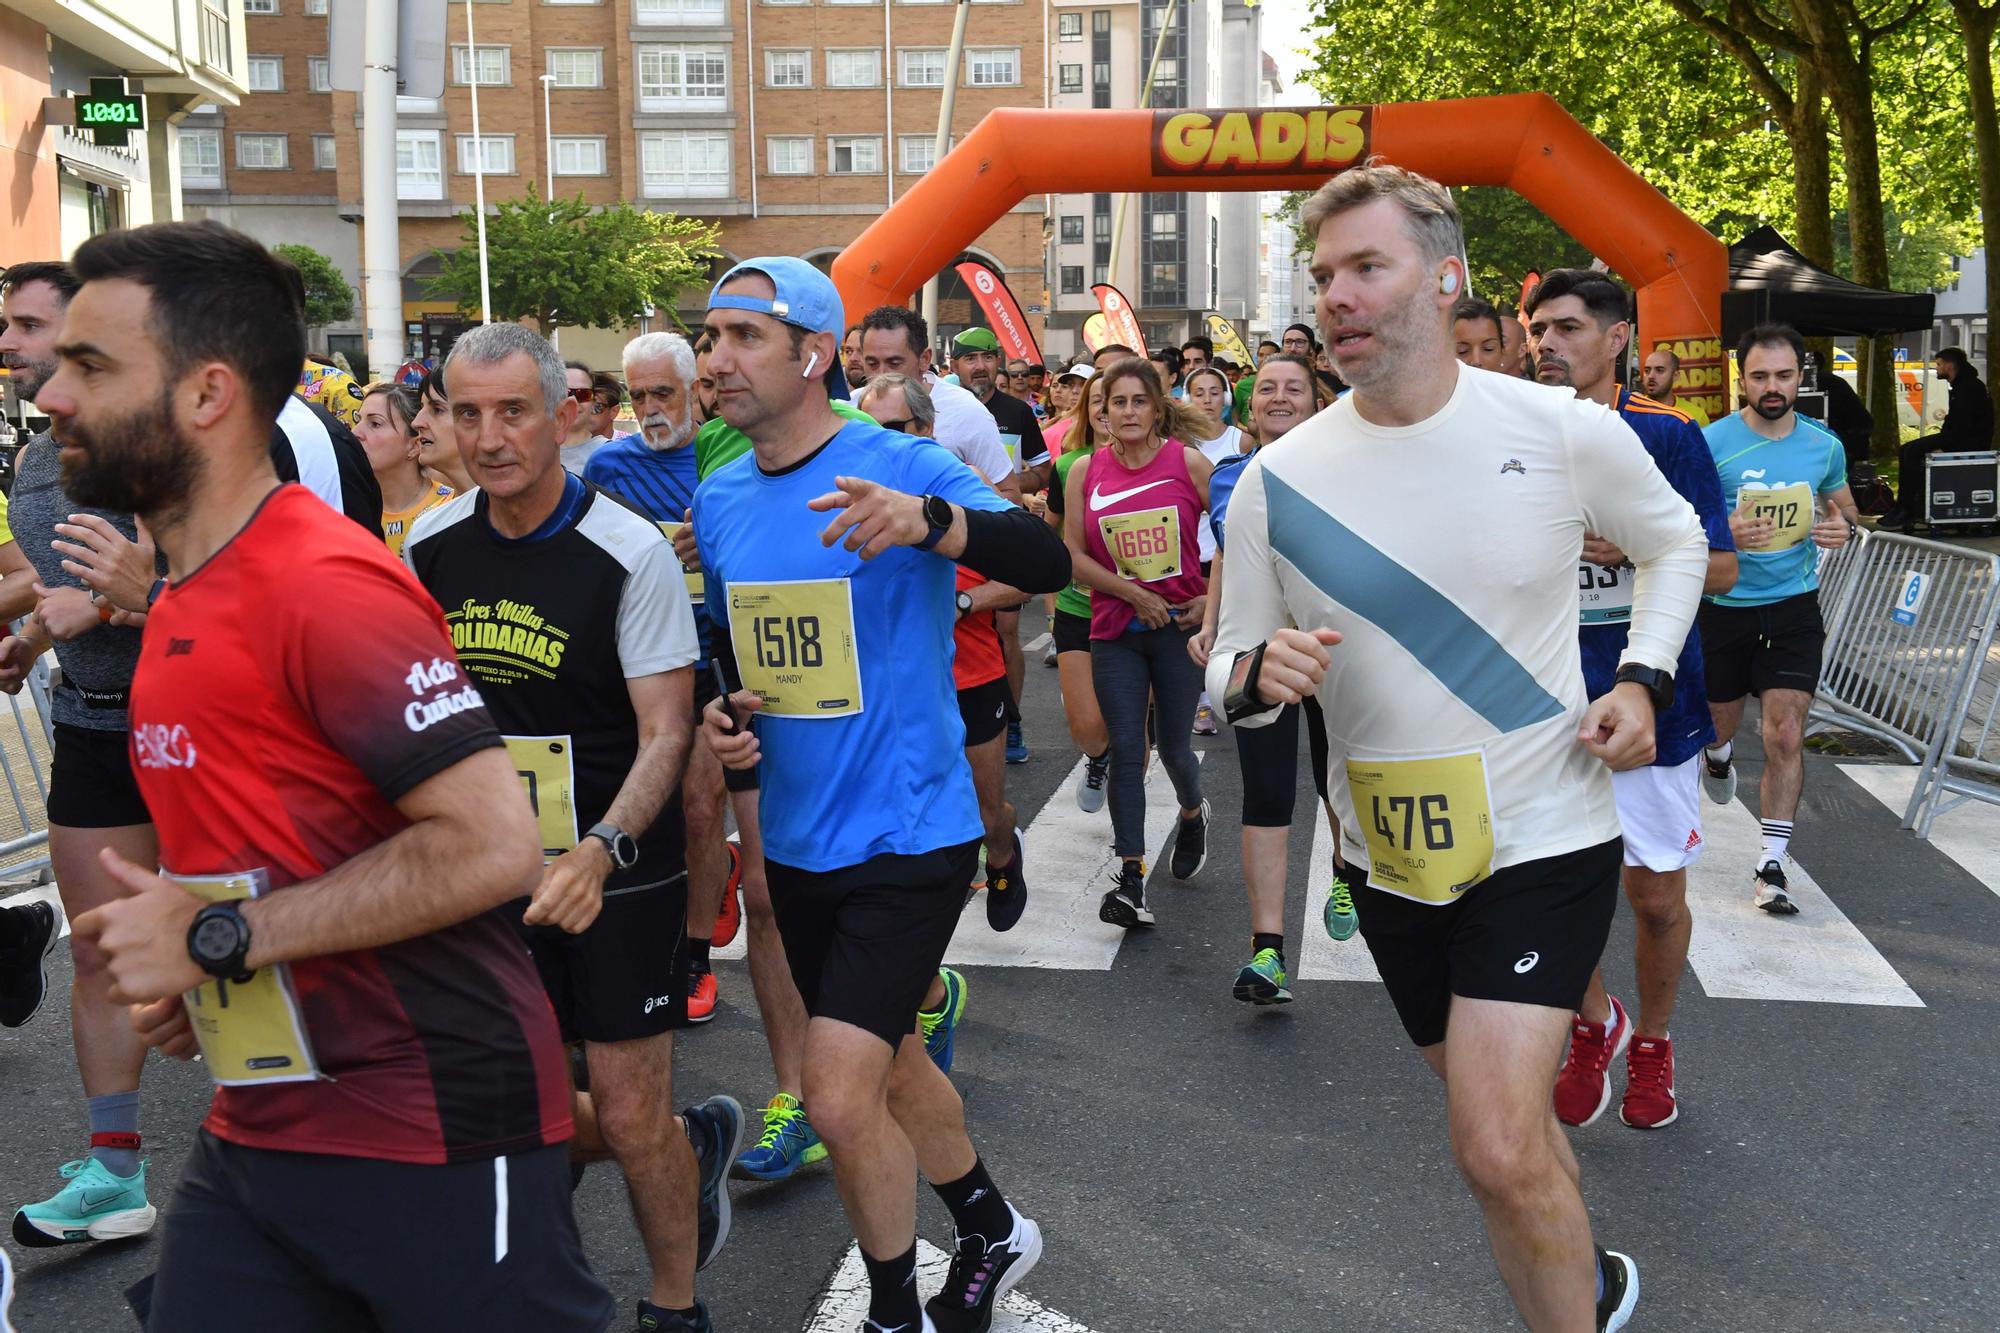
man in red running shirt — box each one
[47,221,614,1330]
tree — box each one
[274,243,356,329]
[426,189,722,337]
[1952,0,2000,434]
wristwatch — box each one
[955,590,975,620]
[187,901,253,979]
[915,494,954,551]
[584,822,638,871]
[1222,643,1275,723]
[1612,663,1675,712]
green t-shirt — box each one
[694,400,875,481]
[1233,376,1254,424]
[1049,445,1099,621]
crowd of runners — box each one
[0,161,1865,1333]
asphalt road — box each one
[3,607,1997,1331]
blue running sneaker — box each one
[681,1094,745,1270]
[921,967,968,1072]
[11,1156,155,1247]
[1323,869,1359,942]
[731,1093,826,1181]
[1005,720,1028,765]
[1232,948,1293,1005]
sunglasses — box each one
[567,386,594,403]
[876,418,916,434]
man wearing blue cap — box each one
[695,258,1070,1333]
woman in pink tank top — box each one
[1060,358,1216,932]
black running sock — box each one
[1252,932,1285,962]
[0,905,25,949]
[862,1243,921,1329]
[689,937,712,972]
[932,1156,1012,1243]
[638,1299,703,1327]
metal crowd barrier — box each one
[0,656,56,880]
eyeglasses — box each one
[568,386,593,403]
[876,418,915,434]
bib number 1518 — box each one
[752,614,823,671]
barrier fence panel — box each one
[1908,564,2000,837]
[0,657,56,880]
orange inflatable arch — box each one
[832,93,1730,420]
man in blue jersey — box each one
[1698,325,1858,916]
[695,258,1070,1333]
[1525,270,1738,1133]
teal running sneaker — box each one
[731,1093,827,1181]
[11,1156,155,1247]
[921,967,968,1073]
[1232,948,1293,1005]
[1324,870,1360,942]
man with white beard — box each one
[585,334,743,1025]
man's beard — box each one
[59,386,204,515]
[1536,354,1576,388]
[1329,292,1438,389]
[641,409,694,452]
[1,355,54,403]
[1751,389,1796,421]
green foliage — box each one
[426,189,722,336]
[273,243,355,329]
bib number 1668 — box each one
[752,615,823,671]
[1372,793,1455,851]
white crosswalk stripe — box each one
[1840,763,2000,903]
[808,1238,1095,1332]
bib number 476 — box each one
[1372,793,1455,852]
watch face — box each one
[194,914,241,960]
[925,495,953,529]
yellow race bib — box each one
[660,522,704,606]
[1099,506,1182,582]
[173,869,320,1087]
[1346,750,1496,905]
[728,579,864,718]
[1740,482,1815,551]
[1578,562,1635,626]
[506,735,578,860]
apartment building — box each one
[184,0,1049,376]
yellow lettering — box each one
[1256,111,1306,164]
[1161,113,1212,169]
[1324,108,1367,164]
[545,638,566,669]
[1207,112,1258,167]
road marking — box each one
[1025,632,1052,653]
[946,753,1203,970]
[808,1239,1097,1333]
[1685,792,1922,1006]
[1297,809,1381,982]
[0,884,67,941]
[1839,763,2000,902]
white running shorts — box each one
[1611,754,1705,871]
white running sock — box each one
[1706,740,1733,766]
[1758,818,1794,867]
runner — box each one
[1698,324,1858,915]
[1037,364,1091,459]
[1183,366,1242,736]
[1206,165,1709,1331]
[353,381,454,556]
[695,256,1067,1333]
[1044,374,1115,813]
[1062,359,1215,929]
[45,218,616,1329]
[1524,268,1739,1130]
[1188,354,1351,1005]
[1452,296,1507,373]
[855,306,1020,503]
[412,365,476,493]
[1638,347,1711,427]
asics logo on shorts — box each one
[643,994,672,1014]
[1513,951,1540,974]
[1089,479,1172,511]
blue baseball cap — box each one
[708,255,849,400]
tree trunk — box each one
[1955,0,2000,446]
[1789,63,1835,268]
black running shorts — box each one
[1052,608,1092,656]
[1357,838,1622,1048]
[48,723,150,828]
[1698,591,1825,701]
[764,841,976,1048]
[508,874,690,1044]
[957,676,1011,748]
[144,1131,614,1333]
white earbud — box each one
[1440,270,1460,296]
[803,351,820,378]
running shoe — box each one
[864,1319,938,1333]
[1323,869,1359,942]
[1169,800,1210,880]
[637,1297,711,1331]
[1004,720,1028,765]
[732,1093,826,1181]
[1553,995,1631,1128]
[1620,1034,1678,1129]
[924,1203,1043,1333]
[1595,1247,1640,1331]
[1699,750,1736,805]
[1076,752,1109,813]
[1042,640,1058,667]
[1192,703,1218,735]
[921,968,968,1073]
[688,965,718,1024]
[985,830,1028,932]
[680,1094,745,1270]
[1232,948,1292,1005]
[12,1156,154,1247]
[1098,861,1153,929]
[711,842,743,948]
[0,900,59,1029]
[1753,860,1798,914]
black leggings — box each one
[1234,696,1331,827]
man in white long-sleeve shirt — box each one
[1205,165,1708,1333]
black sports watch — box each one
[187,901,253,979]
[584,822,638,870]
[915,494,954,551]
[1612,663,1674,712]
[1222,643,1277,723]
[955,590,974,620]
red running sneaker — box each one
[711,843,743,948]
[688,967,719,1024]
[1620,1034,1678,1129]
[1553,995,1630,1127]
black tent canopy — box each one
[1722,225,1936,342]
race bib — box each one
[659,522,704,606]
[173,869,320,1087]
[728,579,864,718]
[1099,507,1182,582]
[1740,482,1815,551]
[1346,750,1496,905]
[1578,562,1635,626]
[506,735,578,860]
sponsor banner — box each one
[1204,314,1254,368]
[1151,107,1371,177]
[954,261,1044,365]
[1649,335,1726,423]
[1081,312,1110,353]
[1090,284,1147,358]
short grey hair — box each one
[622,331,696,386]
[1299,159,1466,270]
[856,372,934,432]
[444,322,566,415]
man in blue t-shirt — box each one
[1698,324,1859,917]
[1525,270,1739,1133]
[693,257,1069,1333]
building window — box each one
[897,49,945,87]
[546,49,603,86]
[452,44,509,85]
[244,0,276,13]
[1093,9,1110,32]
[552,136,607,175]
[636,45,728,109]
[767,135,812,174]
[396,130,443,200]
[305,0,327,13]
[967,48,1018,86]
[456,134,515,175]
[1058,63,1082,94]
[1058,11,1082,37]
[641,130,730,197]
[898,135,935,174]
[635,0,725,21]
[307,56,331,91]
[235,133,287,169]
[1060,215,1083,244]
[765,49,809,87]
[179,127,222,187]
[1092,262,1108,285]
[1060,265,1084,294]
[312,134,336,170]
[827,135,881,174]
[826,49,881,88]
[246,56,283,91]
